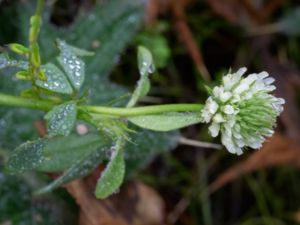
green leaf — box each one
[6,134,109,174]
[0,53,28,70]
[6,139,46,174]
[67,45,94,57]
[57,39,85,90]
[128,112,202,131]
[38,134,109,172]
[36,63,73,94]
[15,70,31,80]
[137,46,155,76]
[44,101,77,137]
[95,139,125,199]
[36,147,106,194]
[126,46,154,107]
[8,43,29,55]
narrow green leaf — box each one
[95,139,125,199]
[137,46,155,76]
[44,101,77,137]
[128,112,202,131]
[36,63,73,94]
[15,70,31,80]
[8,43,29,55]
[126,46,154,107]
[6,134,110,174]
[57,39,85,90]
[36,148,106,194]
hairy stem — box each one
[0,93,203,117]
[84,104,203,116]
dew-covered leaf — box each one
[6,134,110,174]
[128,112,202,131]
[67,45,94,57]
[137,46,155,76]
[127,46,154,107]
[95,139,125,199]
[0,53,29,70]
[36,63,73,94]
[44,101,77,137]
[6,139,46,174]
[38,134,109,172]
[57,39,85,90]
[36,147,106,194]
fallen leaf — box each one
[65,168,165,225]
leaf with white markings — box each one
[6,134,110,174]
[6,139,46,174]
[44,101,77,137]
[36,147,106,194]
[36,63,73,94]
[0,53,29,70]
[95,139,125,199]
[57,39,85,90]
[128,112,202,131]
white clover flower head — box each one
[201,67,285,155]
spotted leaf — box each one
[36,63,73,94]
[95,139,125,199]
[44,101,77,137]
[57,39,85,90]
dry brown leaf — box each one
[65,171,165,225]
[209,134,300,193]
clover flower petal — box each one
[201,67,285,155]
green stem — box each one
[35,0,45,17]
[0,93,53,111]
[84,104,203,117]
[29,0,44,81]
[0,93,203,117]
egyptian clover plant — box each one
[0,1,284,199]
